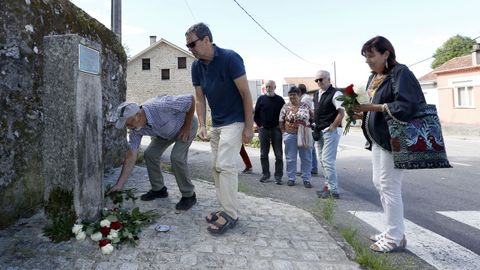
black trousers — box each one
[259,127,283,178]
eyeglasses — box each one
[186,37,203,49]
[314,78,324,83]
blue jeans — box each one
[316,129,341,193]
[283,132,312,182]
[259,127,283,178]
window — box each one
[142,58,150,70]
[282,84,296,97]
[454,86,474,108]
[161,69,170,80]
[178,57,187,69]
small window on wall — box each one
[454,86,474,108]
[142,58,150,70]
[161,69,170,80]
[178,57,187,69]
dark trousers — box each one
[239,144,252,169]
[259,127,283,178]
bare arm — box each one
[108,148,139,194]
[177,95,196,142]
[234,74,254,144]
[194,86,208,140]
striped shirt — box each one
[128,95,192,149]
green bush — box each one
[247,135,260,148]
[43,188,76,242]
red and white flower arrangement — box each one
[71,188,158,255]
[336,84,369,135]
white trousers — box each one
[210,122,244,219]
[372,143,405,241]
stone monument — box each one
[42,34,103,220]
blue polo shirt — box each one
[191,45,246,127]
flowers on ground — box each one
[336,84,369,135]
[71,187,158,255]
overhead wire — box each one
[184,0,197,22]
[232,0,322,66]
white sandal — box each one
[368,232,386,242]
[370,236,407,253]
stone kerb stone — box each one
[42,34,103,220]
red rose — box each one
[344,84,355,95]
[100,226,111,237]
[110,221,122,230]
[99,239,110,247]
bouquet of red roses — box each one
[336,84,369,135]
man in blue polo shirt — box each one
[185,22,254,234]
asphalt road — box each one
[151,129,480,270]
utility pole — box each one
[111,0,121,42]
[333,61,337,87]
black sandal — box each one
[205,211,221,223]
[207,211,238,235]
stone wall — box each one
[127,43,195,104]
[0,0,127,228]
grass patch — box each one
[312,199,404,270]
[238,181,249,193]
[136,149,145,165]
[341,226,401,270]
[160,163,173,173]
[313,197,336,225]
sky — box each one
[70,0,479,88]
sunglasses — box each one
[314,78,324,83]
[186,37,203,49]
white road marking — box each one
[350,211,480,270]
[339,143,365,150]
[449,162,472,167]
[437,211,480,230]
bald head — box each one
[265,80,276,96]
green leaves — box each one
[104,184,137,206]
[71,185,159,250]
[336,93,359,135]
[432,35,475,69]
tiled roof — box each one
[418,71,437,81]
[434,55,472,72]
[419,55,472,82]
[283,77,319,92]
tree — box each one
[431,35,475,69]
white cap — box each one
[115,102,140,129]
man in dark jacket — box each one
[254,80,285,184]
[313,70,345,198]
